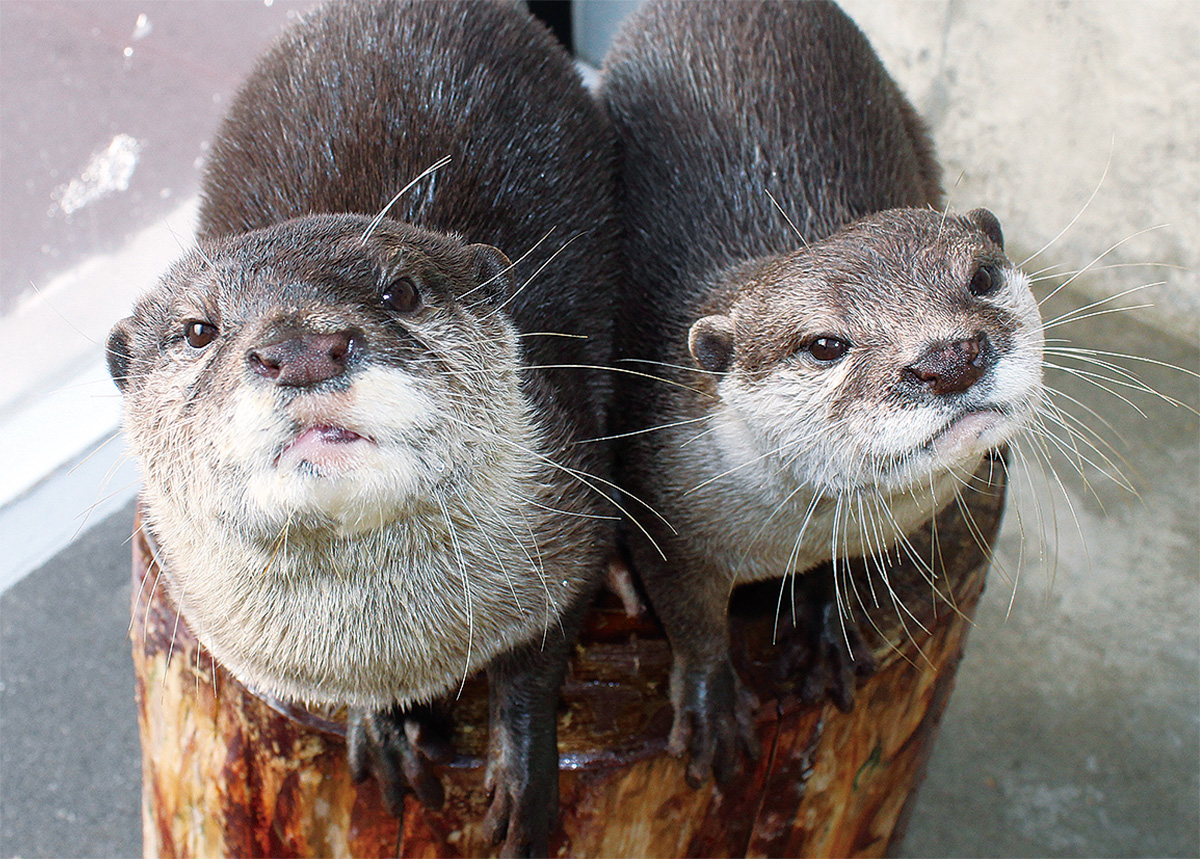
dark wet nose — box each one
[248,329,362,387]
[905,332,992,396]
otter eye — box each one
[383,277,421,313]
[184,321,218,349]
[806,336,850,363]
[969,265,1001,297]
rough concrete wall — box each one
[838,0,1199,337]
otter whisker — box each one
[360,154,453,243]
[578,413,714,445]
[1020,142,1113,269]
[1037,395,1137,492]
[1045,362,1175,419]
[519,363,712,397]
[463,228,556,305]
[772,490,825,641]
[1042,379,1132,446]
[491,230,587,313]
[73,476,143,539]
[1030,260,1187,283]
[617,357,730,378]
[1045,345,1200,381]
[459,497,525,616]
[1025,415,1133,501]
[764,187,811,251]
[1041,274,1164,324]
[165,581,188,677]
[1012,432,1096,595]
[1035,225,1165,306]
[1002,440,1058,608]
[437,410,674,552]
[435,496,475,700]
[1045,353,1197,413]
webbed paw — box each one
[668,657,760,788]
[347,703,452,815]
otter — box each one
[601,0,1044,786]
[107,1,617,853]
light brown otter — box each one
[601,0,1044,786]
[107,1,618,853]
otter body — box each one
[601,0,1043,785]
[109,1,617,851]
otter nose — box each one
[905,332,992,396]
[248,329,362,387]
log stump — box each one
[131,458,1006,858]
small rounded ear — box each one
[688,314,736,373]
[107,320,133,391]
[465,243,513,306]
[966,208,1004,250]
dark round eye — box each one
[184,321,218,349]
[806,336,850,363]
[383,277,421,313]
[969,265,1001,297]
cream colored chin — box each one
[247,442,431,534]
[223,366,442,533]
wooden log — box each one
[131,457,1006,858]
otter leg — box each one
[777,565,877,712]
[635,547,760,788]
[347,702,451,814]
[481,590,591,857]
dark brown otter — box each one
[601,0,1043,787]
[107,1,618,853]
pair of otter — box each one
[108,0,1043,853]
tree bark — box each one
[131,457,1006,858]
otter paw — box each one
[348,703,451,815]
[778,595,877,712]
[481,754,556,858]
[669,659,760,788]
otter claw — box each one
[670,660,759,787]
[481,761,555,858]
[779,585,877,712]
[348,703,450,814]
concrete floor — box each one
[2,2,1197,857]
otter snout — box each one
[904,332,993,396]
[248,328,364,387]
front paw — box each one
[777,589,877,712]
[668,658,760,788]
[347,703,452,816]
[481,761,555,858]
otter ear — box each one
[465,243,513,306]
[689,314,736,373]
[107,320,134,392]
[966,208,1004,250]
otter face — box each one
[109,213,525,537]
[690,208,1043,496]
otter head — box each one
[108,213,525,540]
[689,207,1043,495]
